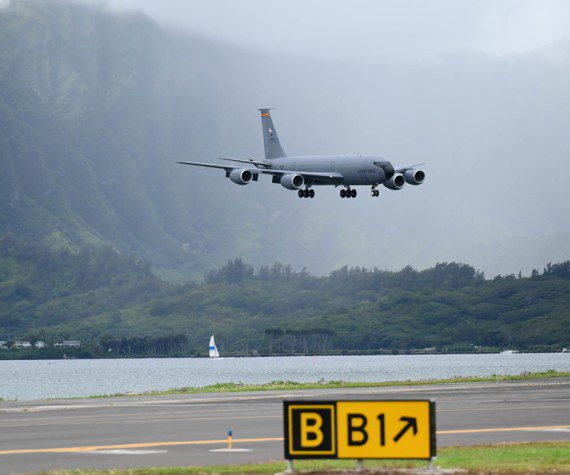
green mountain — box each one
[0,234,169,338]
[1,236,568,353]
[0,0,273,276]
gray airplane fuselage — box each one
[266,154,392,186]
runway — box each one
[0,378,569,474]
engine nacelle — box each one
[383,173,405,190]
[280,173,304,190]
[228,168,254,185]
[404,169,425,185]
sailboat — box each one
[209,335,220,358]
[500,332,518,354]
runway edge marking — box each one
[1,425,569,455]
[0,437,283,455]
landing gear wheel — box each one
[351,189,357,198]
[298,189,304,198]
[309,189,315,198]
[340,189,346,198]
[375,190,379,197]
[302,189,309,198]
[372,189,379,197]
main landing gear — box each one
[298,188,315,198]
[371,186,380,197]
[340,188,357,198]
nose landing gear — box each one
[371,186,379,197]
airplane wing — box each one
[395,162,425,173]
[259,169,344,183]
[218,158,271,168]
[177,161,234,172]
[177,162,344,183]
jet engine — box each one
[403,169,425,185]
[280,173,304,190]
[383,173,405,190]
[228,168,254,185]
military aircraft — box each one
[178,109,425,198]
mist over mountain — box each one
[1,0,568,278]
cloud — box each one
[95,0,570,61]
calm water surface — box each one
[1,353,568,401]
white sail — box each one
[209,335,220,358]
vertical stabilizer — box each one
[259,108,286,159]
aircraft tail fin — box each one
[259,108,286,159]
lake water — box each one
[1,353,569,401]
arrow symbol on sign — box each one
[393,417,418,443]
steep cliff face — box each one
[0,0,263,273]
[1,2,161,253]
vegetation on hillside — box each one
[0,0,280,275]
[1,236,568,356]
[0,235,170,342]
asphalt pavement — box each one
[1,378,569,474]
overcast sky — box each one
[102,0,570,61]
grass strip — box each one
[88,369,570,398]
[39,442,570,474]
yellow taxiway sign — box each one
[284,400,435,460]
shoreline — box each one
[85,369,570,399]
[1,349,568,361]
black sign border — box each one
[283,400,338,459]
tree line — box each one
[264,328,335,354]
[1,237,568,356]
[99,334,189,356]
